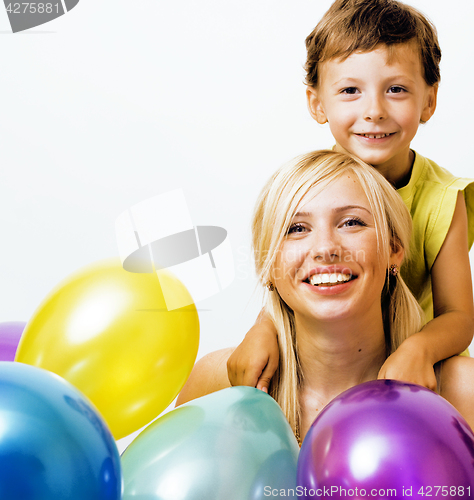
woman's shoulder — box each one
[439,356,474,430]
[176,347,235,406]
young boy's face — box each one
[306,43,437,185]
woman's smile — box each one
[300,265,357,294]
[302,275,356,295]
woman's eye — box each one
[388,86,406,94]
[342,217,367,228]
[341,87,359,95]
[287,223,306,234]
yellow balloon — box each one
[16,260,199,440]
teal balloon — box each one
[122,386,299,499]
[0,362,122,499]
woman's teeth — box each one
[309,273,352,286]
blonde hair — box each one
[252,150,423,433]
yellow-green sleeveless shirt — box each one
[397,152,474,330]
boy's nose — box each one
[363,96,387,122]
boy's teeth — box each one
[363,133,389,138]
[309,273,351,286]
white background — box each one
[0,0,473,450]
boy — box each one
[227,0,474,392]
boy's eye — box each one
[287,223,307,235]
[388,86,406,94]
[341,87,359,95]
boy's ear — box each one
[420,83,438,123]
[306,86,328,124]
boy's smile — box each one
[307,43,437,187]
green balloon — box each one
[121,386,299,499]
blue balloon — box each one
[122,386,299,500]
[0,362,122,499]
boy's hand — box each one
[377,337,437,391]
[227,318,280,393]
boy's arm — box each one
[379,192,474,390]
[227,309,280,392]
[419,191,474,359]
[439,356,474,431]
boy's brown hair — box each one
[305,0,441,87]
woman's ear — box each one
[420,83,438,123]
[306,86,328,124]
[390,239,405,269]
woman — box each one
[176,150,474,444]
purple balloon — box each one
[0,321,26,361]
[297,380,474,499]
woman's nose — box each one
[309,232,341,262]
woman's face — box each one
[273,173,389,326]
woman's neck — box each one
[295,314,387,408]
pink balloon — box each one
[0,322,26,361]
